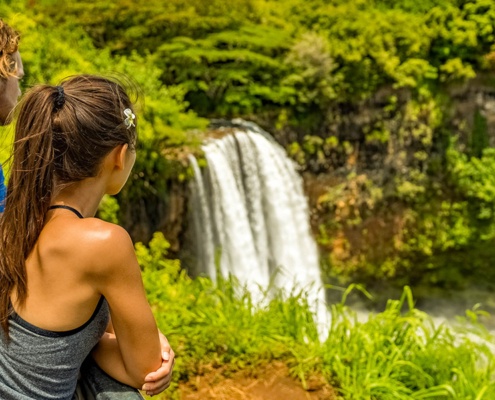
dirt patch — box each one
[179,362,338,400]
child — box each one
[0,75,173,399]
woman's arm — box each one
[102,319,176,395]
[91,332,136,386]
[142,331,175,396]
[88,223,162,388]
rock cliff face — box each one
[449,76,495,148]
[294,77,495,283]
[120,179,189,255]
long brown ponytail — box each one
[0,75,137,334]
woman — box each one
[0,75,173,399]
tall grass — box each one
[138,234,495,399]
[322,287,495,399]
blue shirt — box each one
[0,165,5,212]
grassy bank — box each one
[139,234,495,400]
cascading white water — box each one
[188,120,328,335]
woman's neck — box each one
[51,178,107,218]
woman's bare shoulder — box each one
[75,218,133,246]
[81,218,135,267]
[43,218,137,277]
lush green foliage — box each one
[30,0,495,288]
[137,235,495,399]
[0,2,207,238]
[32,0,495,111]
[2,2,495,392]
[3,0,495,287]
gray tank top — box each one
[0,297,110,399]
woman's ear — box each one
[114,144,129,171]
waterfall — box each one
[188,120,328,336]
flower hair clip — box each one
[123,108,136,129]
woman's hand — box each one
[142,331,175,396]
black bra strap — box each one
[48,205,84,219]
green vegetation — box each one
[1,1,495,396]
[138,234,495,399]
[30,0,495,113]
[0,1,207,239]
[2,0,493,290]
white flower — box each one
[124,108,136,128]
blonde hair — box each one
[0,19,19,79]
